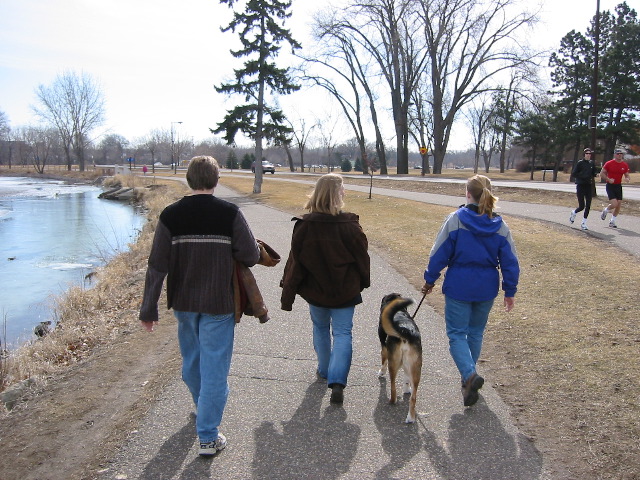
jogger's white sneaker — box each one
[609,220,618,228]
[570,210,576,223]
[581,224,589,231]
[601,208,608,220]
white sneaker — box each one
[609,220,617,228]
[569,210,576,223]
[199,433,227,456]
[601,208,608,220]
[581,224,588,231]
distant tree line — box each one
[2,2,638,182]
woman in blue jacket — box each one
[422,175,519,407]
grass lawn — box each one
[220,173,640,480]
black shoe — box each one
[462,373,484,407]
[330,384,344,404]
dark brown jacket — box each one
[280,212,370,310]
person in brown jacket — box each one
[281,173,370,404]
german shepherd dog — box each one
[378,293,422,423]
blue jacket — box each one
[424,205,519,302]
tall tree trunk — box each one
[284,143,294,171]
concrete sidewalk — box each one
[102,184,550,480]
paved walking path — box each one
[102,181,555,479]
[346,181,640,259]
[240,173,640,258]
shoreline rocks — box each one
[98,186,135,200]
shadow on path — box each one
[139,413,203,480]
[373,377,422,479]
[422,401,543,480]
[252,381,361,479]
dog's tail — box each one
[380,297,414,339]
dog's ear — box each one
[381,293,401,308]
[380,294,393,308]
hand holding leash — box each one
[421,282,434,295]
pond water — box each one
[0,176,145,348]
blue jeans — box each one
[444,296,494,383]
[174,310,235,443]
[309,304,355,387]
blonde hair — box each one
[186,156,220,190]
[304,173,344,215]
[467,174,498,216]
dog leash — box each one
[411,293,427,320]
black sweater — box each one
[140,194,259,322]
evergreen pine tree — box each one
[213,0,301,193]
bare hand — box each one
[421,282,434,295]
[504,297,515,312]
[140,320,157,332]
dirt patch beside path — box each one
[0,314,179,480]
[0,172,186,480]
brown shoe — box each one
[461,373,484,407]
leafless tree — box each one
[315,112,340,171]
[33,71,105,171]
[304,16,386,174]
[98,134,129,164]
[408,83,434,174]
[0,110,11,166]
[287,116,316,172]
[466,95,500,173]
[0,110,9,140]
[193,138,231,161]
[418,0,539,173]
[492,69,539,172]
[14,126,59,174]
[173,134,193,167]
[141,129,169,171]
[324,0,428,174]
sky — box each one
[0,0,628,152]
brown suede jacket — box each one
[233,240,281,323]
[280,212,370,310]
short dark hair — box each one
[186,156,220,190]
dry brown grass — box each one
[1,165,638,478]
[0,165,104,182]
[223,167,640,216]
[219,174,640,480]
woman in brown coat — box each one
[281,174,370,404]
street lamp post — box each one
[590,0,600,196]
[590,0,600,154]
[171,121,182,174]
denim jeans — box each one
[174,310,235,443]
[444,296,494,383]
[308,304,355,387]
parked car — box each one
[251,160,276,174]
